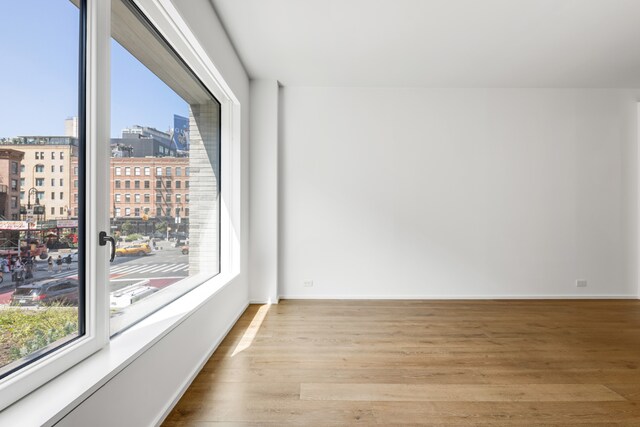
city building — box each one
[0,149,24,221]
[64,116,78,138]
[111,125,179,157]
[71,155,190,234]
[0,137,78,220]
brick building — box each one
[71,156,190,234]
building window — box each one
[74,166,78,175]
[35,178,44,187]
[184,208,189,217]
[176,194,181,203]
[11,196,17,209]
[144,180,150,189]
[185,194,189,202]
[134,194,140,203]
[155,194,162,203]
[60,192,64,200]
[74,194,78,203]
[115,180,121,189]
[134,167,141,176]
[50,207,54,215]
[74,180,78,188]
[35,164,45,173]
[175,180,181,189]
[125,180,131,189]
[60,178,64,186]
[115,207,121,217]
[20,191,24,200]
[166,193,172,203]
[125,167,131,176]
[185,167,190,176]
[134,180,140,189]
[134,208,140,216]
[36,191,44,201]
[115,194,121,203]
[165,167,171,176]
[144,167,150,176]
[165,180,171,189]
[51,152,55,160]
[144,194,150,203]
[60,207,64,215]
[51,192,55,200]
[60,151,64,160]
[175,167,182,176]
[20,178,25,188]
[124,207,131,216]
[156,180,162,189]
[156,167,162,176]
[11,162,18,174]
[156,207,162,217]
[185,180,189,188]
[11,179,18,191]
[60,165,64,173]
[125,194,131,203]
[20,164,25,173]
[115,167,122,176]
[51,178,55,186]
[35,152,40,160]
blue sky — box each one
[0,0,188,138]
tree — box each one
[121,221,134,236]
[155,220,167,234]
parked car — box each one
[10,278,80,306]
[115,243,152,257]
[181,245,189,255]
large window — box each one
[0,0,230,412]
[109,0,220,334]
[0,0,84,395]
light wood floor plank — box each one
[300,383,625,402]
[164,300,640,426]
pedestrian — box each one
[65,255,72,270]
[56,255,63,273]
[25,256,33,280]
[47,255,53,272]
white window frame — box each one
[0,0,110,411]
[0,0,241,421]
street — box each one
[0,241,189,305]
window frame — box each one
[0,0,108,411]
[0,0,241,418]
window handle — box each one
[99,231,116,262]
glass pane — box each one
[109,0,220,335]
[0,0,83,377]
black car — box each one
[10,278,80,307]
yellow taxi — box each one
[115,243,152,257]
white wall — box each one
[57,0,251,425]
[280,87,639,298]
[249,80,279,303]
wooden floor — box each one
[163,300,640,426]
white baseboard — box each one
[279,294,639,300]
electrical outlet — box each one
[303,280,314,288]
[576,279,587,288]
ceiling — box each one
[209,0,640,88]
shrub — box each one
[125,233,143,242]
[0,307,78,366]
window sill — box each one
[0,270,239,427]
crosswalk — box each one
[110,263,189,275]
[45,262,189,278]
